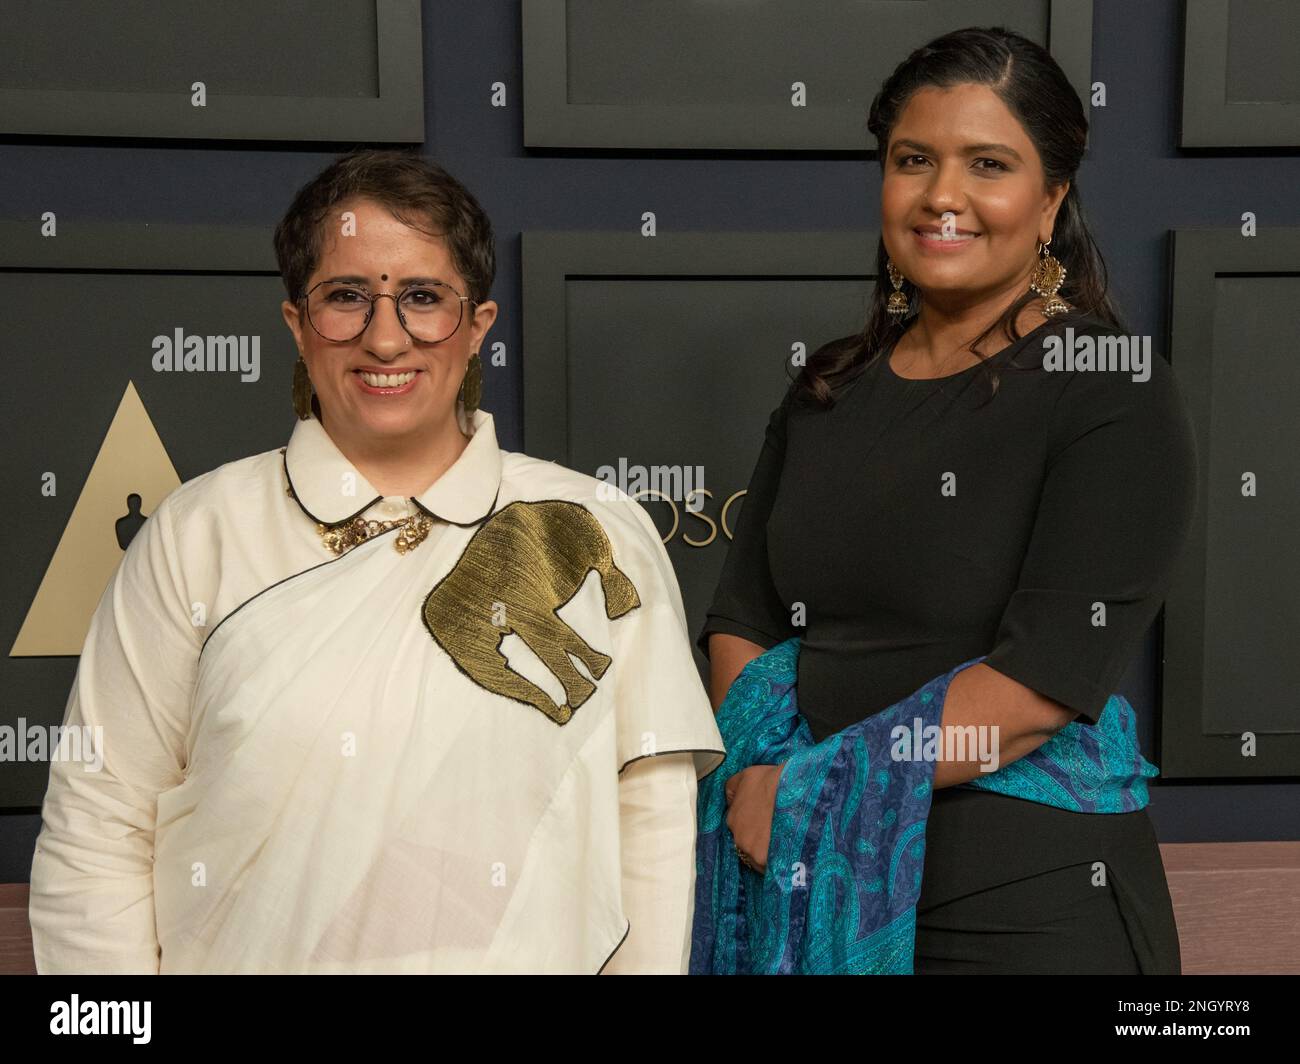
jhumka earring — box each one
[885,261,910,319]
[458,352,482,416]
[1029,239,1069,317]
[292,355,315,420]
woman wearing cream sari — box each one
[30,150,724,974]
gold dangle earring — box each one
[458,351,483,416]
[292,355,315,420]
[885,261,910,319]
[1029,238,1069,317]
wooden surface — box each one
[0,884,35,975]
[1161,841,1300,974]
[3,842,1298,974]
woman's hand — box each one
[724,764,784,874]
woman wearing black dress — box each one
[699,27,1196,974]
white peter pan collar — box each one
[282,408,502,527]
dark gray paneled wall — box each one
[1,0,1298,881]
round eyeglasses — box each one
[301,279,476,344]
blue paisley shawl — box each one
[690,638,1157,975]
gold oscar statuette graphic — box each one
[11,382,181,657]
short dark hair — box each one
[272,149,496,306]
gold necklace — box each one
[315,508,432,556]
[280,448,432,555]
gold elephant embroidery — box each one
[421,500,641,724]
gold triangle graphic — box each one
[11,381,181,657]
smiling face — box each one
[281,196,497,452]
[881,83,1068,312]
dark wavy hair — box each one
[273,148,495,305]
[798,26,1127,406]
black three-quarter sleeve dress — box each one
[697,313,1198,974]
